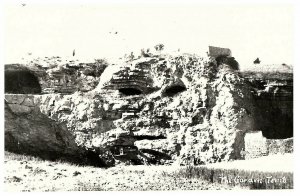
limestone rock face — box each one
[4,52,292,167]
[5,95,82,160]
[5,57,108,94]
[5,94,108,166]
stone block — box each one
[244,131,268,159]
[209,46,232,58]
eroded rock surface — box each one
[4,94,106,166]
[4,51,293,166]
[5,58,108,94]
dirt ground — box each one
[4,152,243,191]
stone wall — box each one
[244,131,268,159]
[244,131,293,159]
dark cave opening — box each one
[164,85,186,96]
[119,88,142,95]
[260,108,293,139]
[254,97,293,139]
[5,70,41,94]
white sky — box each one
[4,3,294,69]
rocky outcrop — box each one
[5,94,107,166]
[5,94,80,159]
[4,50,293,167]
[5,57,108,94]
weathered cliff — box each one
[4,51,293,167]
[4,94,107,166]
[5,57,108,94]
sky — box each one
[3,3,294,69]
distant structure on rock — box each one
[208,46,239,70]
[254,58,261,64]
[73,49,75,57]
[208,46,232,58]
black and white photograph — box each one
[1,0,296,192]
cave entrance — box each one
[119,88,142,96]
[5,70,42,94]
[261,108,293,139]
[164,85,186,96]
